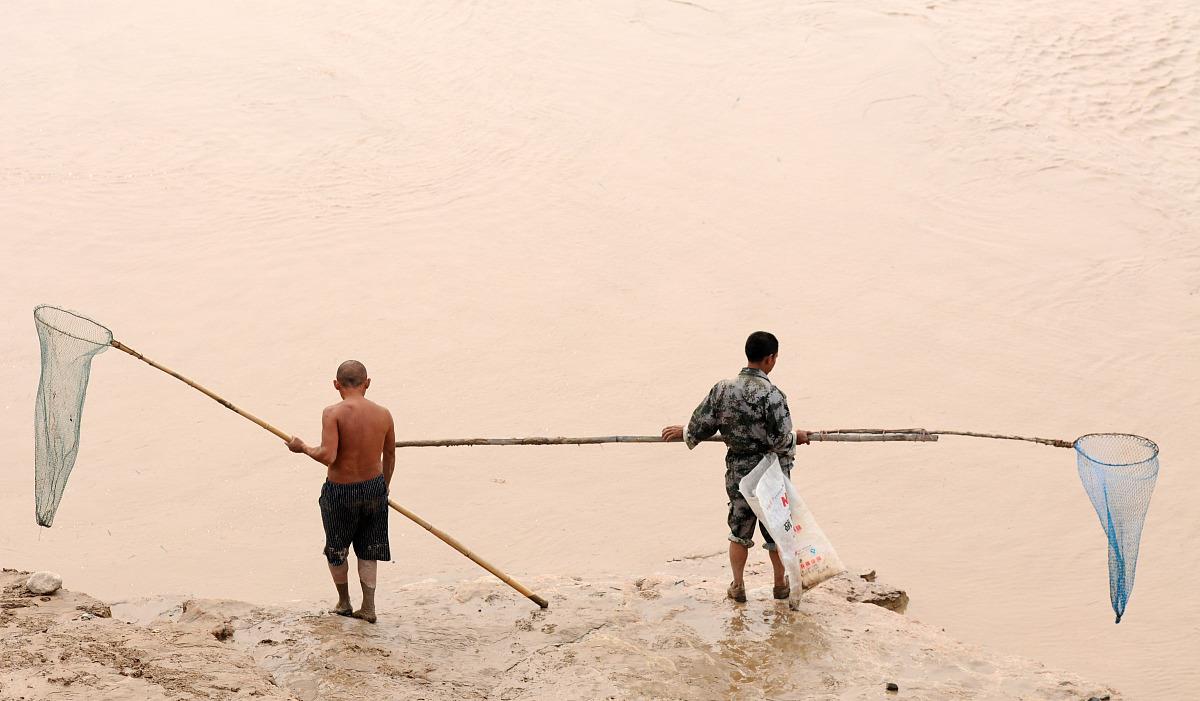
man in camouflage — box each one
[661,331,809,603]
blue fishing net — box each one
[1074,433,1159,623]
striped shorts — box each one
[319,475,391,565]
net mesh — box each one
[33,306,113,527]
[1075,433,1159,623]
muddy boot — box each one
[331,582,352,616]
[727,581,746,603]
[353,583,377,624]
[773,577,791,600]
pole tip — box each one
[531,595,549,609]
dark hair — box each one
[745,331,779,363]
[336,360,368,388]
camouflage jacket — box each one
[684,367,796,475]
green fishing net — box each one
[33,305,113,526]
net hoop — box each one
[34,305,114,347]
[1074,433,1158,468]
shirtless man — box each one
[287,360,395,623]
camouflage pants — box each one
[725,465,791,550]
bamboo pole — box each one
[808,431,937,443]
[394,430,1076,449]
[927,430,1074,449]
[108,339,549,609]
[110,340,292,441]
[388,499,548,608]
[813,427,1074,448]
[395,432,939,447]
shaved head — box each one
[336,360,368,388]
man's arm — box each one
[765,391,808,455]
[381,411,396,489]
[286,405,340,466]
[685,384,722,449]
[662,384,722,448]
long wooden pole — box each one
[111,340,293,440]
[108,339,549,609]
[395,432,939,447]
[796,428,1073,448]
[927,430,1074,449]
[395,430,1078,449]
[387,499,547,607]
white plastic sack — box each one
[739,454,845,608]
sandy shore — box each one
[1,565,1117,700]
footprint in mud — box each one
[378,662,430,680]
[342,642,390,657]
[635,577,662,600]
[540,623,557,634]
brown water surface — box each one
[1,1,1197,697]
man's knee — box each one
[727,533,754,548]
[758,523,779,551]
[727,498,759,548]
[325,546,351,567]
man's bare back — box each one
[286,364,396,488]
[323,396,396,485]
